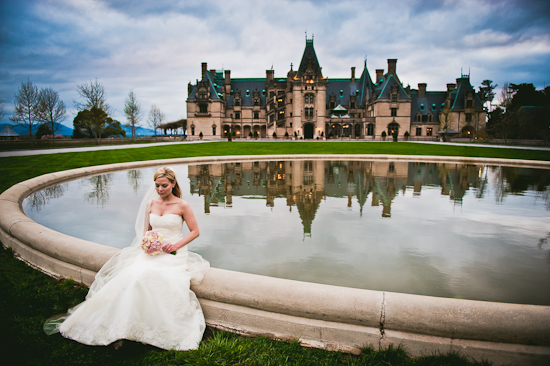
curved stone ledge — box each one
[1,154,549,365]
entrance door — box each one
[304,123,314,139]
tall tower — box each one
[292,37,327,139]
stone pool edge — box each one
[0,154,549,365]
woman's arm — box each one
[163,200,199,252]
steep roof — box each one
[450,77,484,110]
[297,38,323,79]
[0,126,19,137]
[357,61,375,105]
[410,90,446,122]
[375,73,410,100]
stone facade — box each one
[186,38,486,140]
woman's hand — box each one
[163,243,177,253]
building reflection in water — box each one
[188,160,550,235]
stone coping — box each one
[1,154,549,365]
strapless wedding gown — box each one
[57,213,209,350]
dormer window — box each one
[420,103,424,111]
[246,90,250,97]
[340,90,344,97]
[199,92,207,99]
[466,100,473,108]
[234,99,240,106]
[391,94,397,102]
[431,104,436,111]
[253,98,260,106]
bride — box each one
[44,167,210,350]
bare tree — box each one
[0,97,6,121]
[148,104,165,137]
[479,80,497,112]
[10,79,39,145]
[439,106,453,142]
[36,87,66,145]
[124,90,142,141]
[75,79,111,113]
[498,82,515,144]
[75,79,111,145]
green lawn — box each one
[2,141,543,365]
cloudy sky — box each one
[1,0,549,128]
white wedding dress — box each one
[56,213,209,350]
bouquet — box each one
[141,230,164,255]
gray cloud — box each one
[1,0,549,126]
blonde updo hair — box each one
[154,167,182,198]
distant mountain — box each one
[122,125,156,137]
[0,123,73,136]
[0,123,156,138]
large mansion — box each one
[186,38,486,140]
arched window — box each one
[388,122,399,136]
[199,104,208,113]
[366,123,374,136]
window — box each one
[391,108,397,117]
[235,99,240,106]
[235,112,240,119]
[199,104,208,113]
[199,92,207,99]
[350,102,355,108]
[254,111,259,119]
[290,98,292,104]
[426,128,432,136]
[416,127,422,136]
[431,104,436,111]
[466,113,472,122]
[330,101,335,109]
[246,90,250,97]
[391,94,397,102]
[290,122,293,128]
[253,98,259,106]
[277,98,284,108]
[420,103,424,111]
[366,123,374,136]
[466,100,473,108]
[191,126,195,135]
[212,126,216,135]
[269,115,274,123]
[262,90,266,96]
[422,115,428,122]
[278,110,285,120]
[340,90,344,97]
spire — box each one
[297,36,323,79]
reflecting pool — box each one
[24,160,550,305]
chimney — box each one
[376,69,384,83]
[188,82,192,96]
[210,69,216,75]
[201,62,207,76]
[224,70,231,97]
[387,59,397,75]
[447,83,456,92]
[418,83,427,99]
[351,67,356,84]
[266,69,274,83]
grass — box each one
[1,140,543,365]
